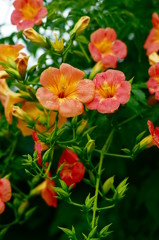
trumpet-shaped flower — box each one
[147,62,159,100]
[139,120,159,149]
[144,13,159,55]
[89,28,127,71]
[86,70,131,114]
[0,79,24,123]
[0,178,12,214]
[36,63,95,118]
[30,178,57,208]
[57,149,85,187]
[11,0,48,30]
[0,44,24,63]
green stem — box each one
[91,129,114,229]
[96,204,115,211]
[78,41,91,63]
[95,150,132,159]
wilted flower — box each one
[36,63,95,118]
[57,149,85,187]
[0,178,12,214]
[144,12,159,55]
[147,62,159,100]
[11,0,48,30]
[89,28,127,71]
[86,70,131,114]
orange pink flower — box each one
[0,178,12,214]
[36,63,95,118]
[147,62,159,100]
[0,79,24,123]
[57,149,85,187]
[0,44,24,63]
[89,28,127,71]
[11,0,48,30]
[86,70,131,114]
[144,12,159,55]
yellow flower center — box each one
[95,38,113,56]
[21,3,39,20]
[97,82,118,100]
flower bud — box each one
[115,178,128,200]
[85,139,95,154]
[15,52,28,77]
[76,120,88,135]
[51,34,64,53]
[23,28,47,48]
[0,70,9,79]
[70,16,90,37]
[103,176,114,194]
[12,105,34,124]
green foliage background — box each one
[1,0,159,239]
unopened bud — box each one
[23,28,47,48]
[85,139,95,154]
[12,105,34,124]
[70,16,90,37]
[76,120,88,135]
[15,52,28,77]
[18,200,29,216]
[103,176,114,194]
[115,178,128,200]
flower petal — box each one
[35,8,48,21]
[115,81,131,104]
[11,10,22,25]
[97,98,120,113]
[0,200,5,215]
[59,149,79,165]
[113,40,127,59]
[88,43,101,62]
[147,77,159,94]
[29,0,43,8]
[91,28,106,44]
[36,87,59,110]
[41,179,57,207]
[59,99,84,117]
[40,67,61,90]
[72,162,85,183]
[148,63,159,77]
[13,0,25,9]
[105,69,126,85]
[86,92,100,110]
[0,178,12,202]
[152,12,159,29]
[17,20,35,30]
[77,79,95,103]
[60,63,85,83]
[101,55,117,70]
[147,120,154,135]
